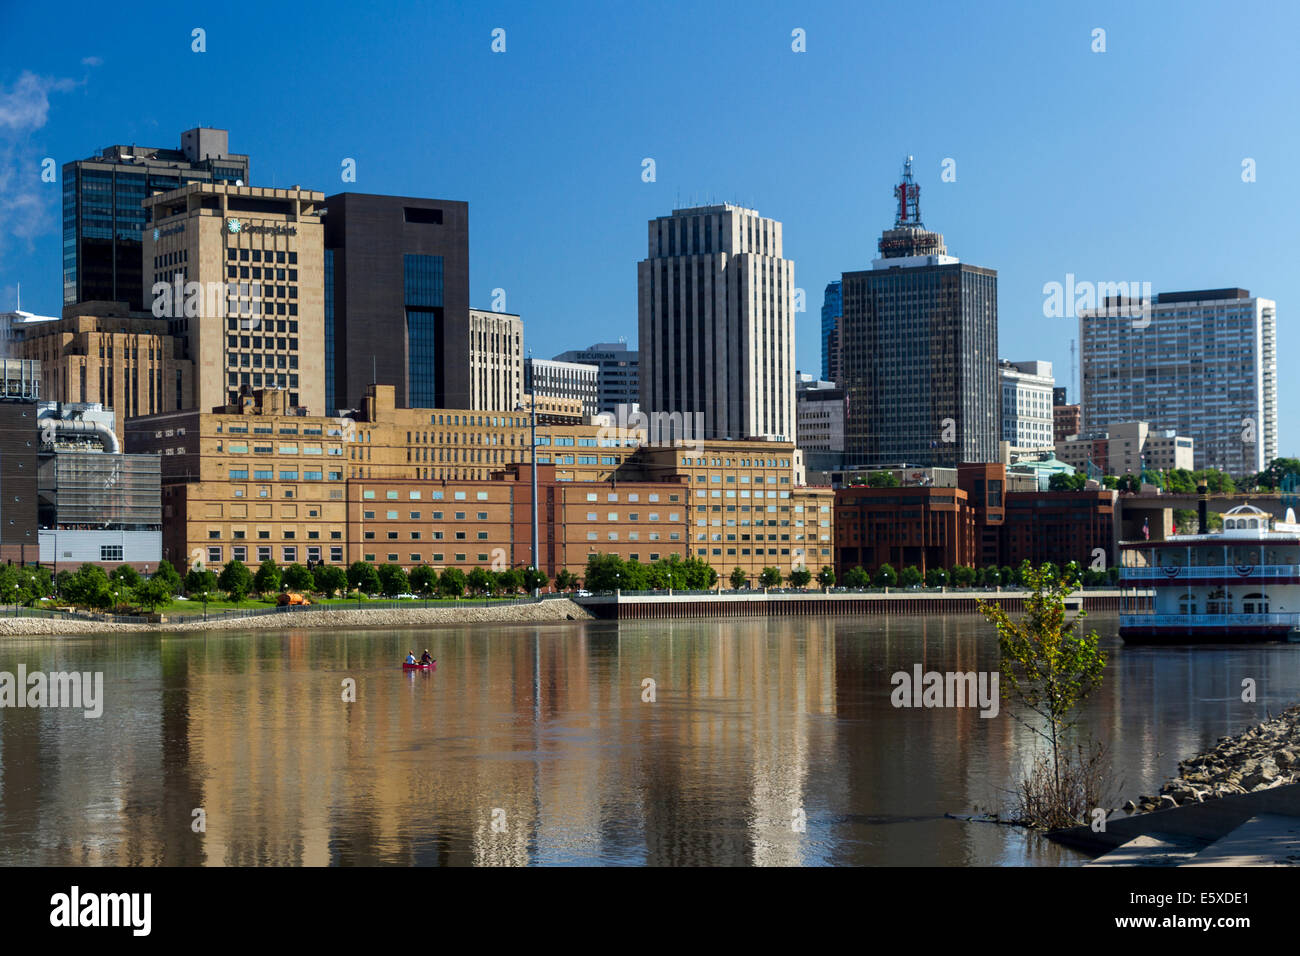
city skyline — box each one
[0,1,1295,456]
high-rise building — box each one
[821,281,842,383]
[142,182,325,415]
[841,159,998,467]
[0,360,41,562]
[637,204,795,442]
[322,193,471,413]
[63,128,249,312]
[552,341,639,414]
[1079,288,1277,474]
[524,358,598,418]
[999,360,1054,451]
[468,308,523,412]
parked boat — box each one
[1120,503,1300,644]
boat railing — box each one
[1120,564,1300,580]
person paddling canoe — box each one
[405,651,417,665]
[420,649,434,665]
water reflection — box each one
[0,615,1296,866]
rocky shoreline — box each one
[1124,704,1300,814]
[0,599,593,637]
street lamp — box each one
[202,590,208,621]
[516,372,540,599]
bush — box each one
[899,565,922,588]
[872,563,897,588]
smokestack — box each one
[1197,484,1209,534]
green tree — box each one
[1049,472,1087,491]
[759,566,782,587]
[817,565,836,588]
[584,553,625,591]
[899,565,923,588]
[872,563,897,588]
[976,564,1108,828]
[843,566,870,588]
[377,563,409,597]
[110,564,141,590]
[467,566,495,595]
[554,568,578,591]
[924,567,948,587]
[730,567,748,590]
[620,559,649,590]
[982,565,1002,587]
[1255,458,1300,491]
[184,567,217,598]
[788,567,812,588]
[254,559,282,595]
[681,556,717,589]
[217,559,254,603]
[314,564,349,597]
[283,563,315,592]
[1194,469,1236,495]
[867,470,899,488]
[409,565,439,597]
[152,560,183,595]
[1001,566,1016,589]
[950,565,975,588]
[522,566,548,592]
[347,561,380,594]
[135,576,172,612]
[438,567,467,597]
[1061,561,1082,587]
[0,564,21,604]
[495,568,524,594]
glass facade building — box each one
[821,280,841,383]
[404,254,443,408]
[62,129,249,311]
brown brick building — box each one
[834,462,1117,577]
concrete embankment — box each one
[0,599,594,637]
[1051,704,1300,862]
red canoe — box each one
[402,662,436,669]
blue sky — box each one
[1,0,1297,455]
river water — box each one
[1,613,1297,866]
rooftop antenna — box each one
[15,282,19,312]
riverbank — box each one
[0,598,594,636]
[1124,704,1300,813]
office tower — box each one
[322,193,470,412]
[469,308,523,411]
[524,358,598,417]
[841,158,998,467]
[999,360,1054,451]
[142,182,325,415]
[552,341,640,414]
[637,204,796,442]
[63,128,249,311]
[1079,288,1277,474]
[821,281,842,383]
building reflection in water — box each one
[1,615,1297,866]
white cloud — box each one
[0,71,77,253]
